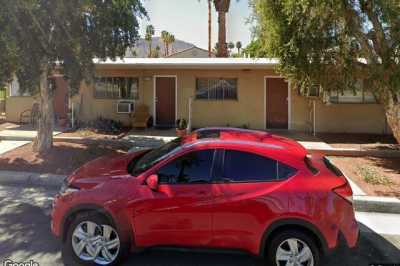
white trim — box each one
[94,58,278,70]
[264,76,290,130]
[153,75,178,127]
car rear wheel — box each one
[64,213,124,266]
[266,230,320,266]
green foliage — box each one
[243,39,269,58]
[357,166,393,186]
[145,25,155,57]
[250,0,400,98]
[0,0,147,95]
[0,87,5,99]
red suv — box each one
[51,127,359,266]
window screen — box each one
[196,78,237,100]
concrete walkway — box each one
[0,140,31,155]
[0,123,62,155]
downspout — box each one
[188,96,193,132]
[313,100,316,136]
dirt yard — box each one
[329,156,400,198]
[59,128,130,140]
[0,140,131,175]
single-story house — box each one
[4,58,390,134]
[167,46,215,58]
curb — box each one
[0,171,65,188]
[353,195,400,214]
[307,148,400,158]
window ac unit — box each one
[306,85,320,97]
[117,100,135,114]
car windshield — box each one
[131,137,183,175]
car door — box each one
[210,149,297,253]
[133,148,216,248]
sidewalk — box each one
[0,124,62,156]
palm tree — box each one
[208,0,212,57]
[213,0,231,57]
[236,41,242,55]
[167,33,176,55]
[198,0,213,57]
[228,41,235,54]
[154,45,161,58]
[161,30,169,56]
[145,25,155,58]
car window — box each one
[157,149,215,184]
[222,150,278,182]
[130,138,182,175]
[278,162,297,179]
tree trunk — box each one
[384,99,400,143]
[208,0,212,57]
[217,11,228,57]
[33,63,54,153]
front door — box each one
[52,76,69,120]
[133,149,215,247]
[266,78,288,129]
[155,76,176,127]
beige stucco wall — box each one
[4,84,37,122]
[290,90,389,134]
[72,68,277,129]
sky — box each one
[139,0,253,49]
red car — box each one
[51,127,359,266]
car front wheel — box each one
[64,212,124,266]
[267,230,320,266]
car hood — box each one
[68,149,149,187]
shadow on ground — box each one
[0,140,131,175]
[0,192,62,265]
[61,222,400,266]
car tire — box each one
[266,229,320,266]
[63,212,127,266]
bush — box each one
[81,117,124,134]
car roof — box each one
[182,127,307,160]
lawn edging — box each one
[0,170,65,188]
[354,195,400,214]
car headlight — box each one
[59,178,80,195]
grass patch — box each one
[357,166,393,185]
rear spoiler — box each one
[305,154,344,177]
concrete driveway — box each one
[0,184,399,266]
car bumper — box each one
[50,194,63,237]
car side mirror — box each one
[146,174,159,191]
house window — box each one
[9,77,31,97]
[196,78,237,100]
[328,80,376,104]
[94,77,139,99]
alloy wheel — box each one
[275,237,314,266]
[71,221,120,265]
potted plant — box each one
[176,118,188,137]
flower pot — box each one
[176,128,187,137]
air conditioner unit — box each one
[117,100,135,114]
[306,85,320,97]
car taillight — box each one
[333,183,353,204]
